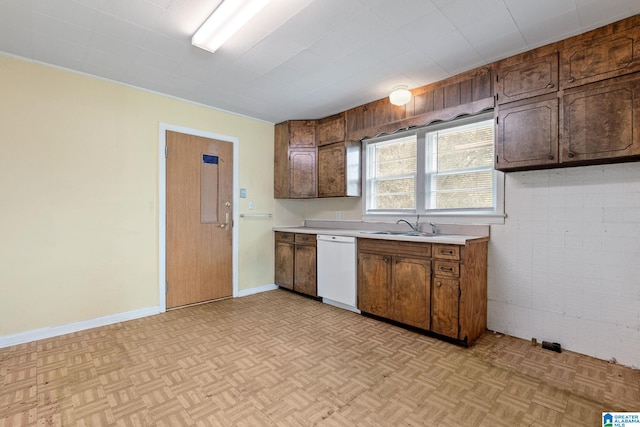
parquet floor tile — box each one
[1,289,639,426]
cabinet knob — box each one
[547,154,554,160]
[567,152,575,158]
[546,83,555,88]
[568,77,575,83]
[436,282,442,287]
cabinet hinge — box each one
[496,155,499,164]
[495,74,499,83]
[496,116,499,125]
[165,145,168,158]
[495,93,499,102]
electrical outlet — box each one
[248,201,254,210]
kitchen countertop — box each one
[272,225,489,245]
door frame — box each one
[158,123,239,312]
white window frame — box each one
[362,112,505,224]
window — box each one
[365,113,500,216]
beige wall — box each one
[0,55,274,336]
[273,197,362,226]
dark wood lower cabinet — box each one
[275,238,294,290]
[357,252,391,318]
[358,239,432,331]
[293,243,316,296]
[392,256,431,330]
[274,232,317,297]
[431,277,460,338]
[357,238,487,346]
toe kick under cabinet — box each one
[357,238,488,346]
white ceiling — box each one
[1,0,639,124]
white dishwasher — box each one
[317,235,359,313]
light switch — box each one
[240,188,247,198]
[248,201,254,210]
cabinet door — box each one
[563,25,640,89]
[275,241,294,290]
[358,252,391,318]
[431,278,459,339]
[391,256,431,330]
[318,143,345,198]
[289,149,317,198]
[496,95,559,171]
[497,52,558,104]
[294,244,317,296]
[289,120,317,148]
[562,73,640,162]
[317,113,345,146]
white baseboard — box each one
[1,286,279,348]
[0,306,161,349]
[237,284,278,297]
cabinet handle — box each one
[546,83,554,88]
[567,152,575,158]
[440,250,454,256]
[439,266,454,272]
[568,77,575,83]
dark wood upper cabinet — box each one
[317,113,345,146]
[289,149,317,198]
[562,20,640,89]
[496,51,559,104]
[289,120,317,148]
[274,121,317,199]
[495,94,559,171]
[276,16,640,178]
[562,73,640,163]
[317,141,361,198]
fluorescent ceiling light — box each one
[192,0,270,53]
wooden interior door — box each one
[166,131,233,309]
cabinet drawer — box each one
[275,232,295,243]
[433,261,460,278]
[358,238,431,258]
[433,244,460,260]
[295,233,316,245]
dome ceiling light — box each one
[389,85,412,106]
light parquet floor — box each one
[1,289,638,426]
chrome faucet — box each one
[429,222,437,234]
[396,215,420,232]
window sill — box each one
[362,212,506,225]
